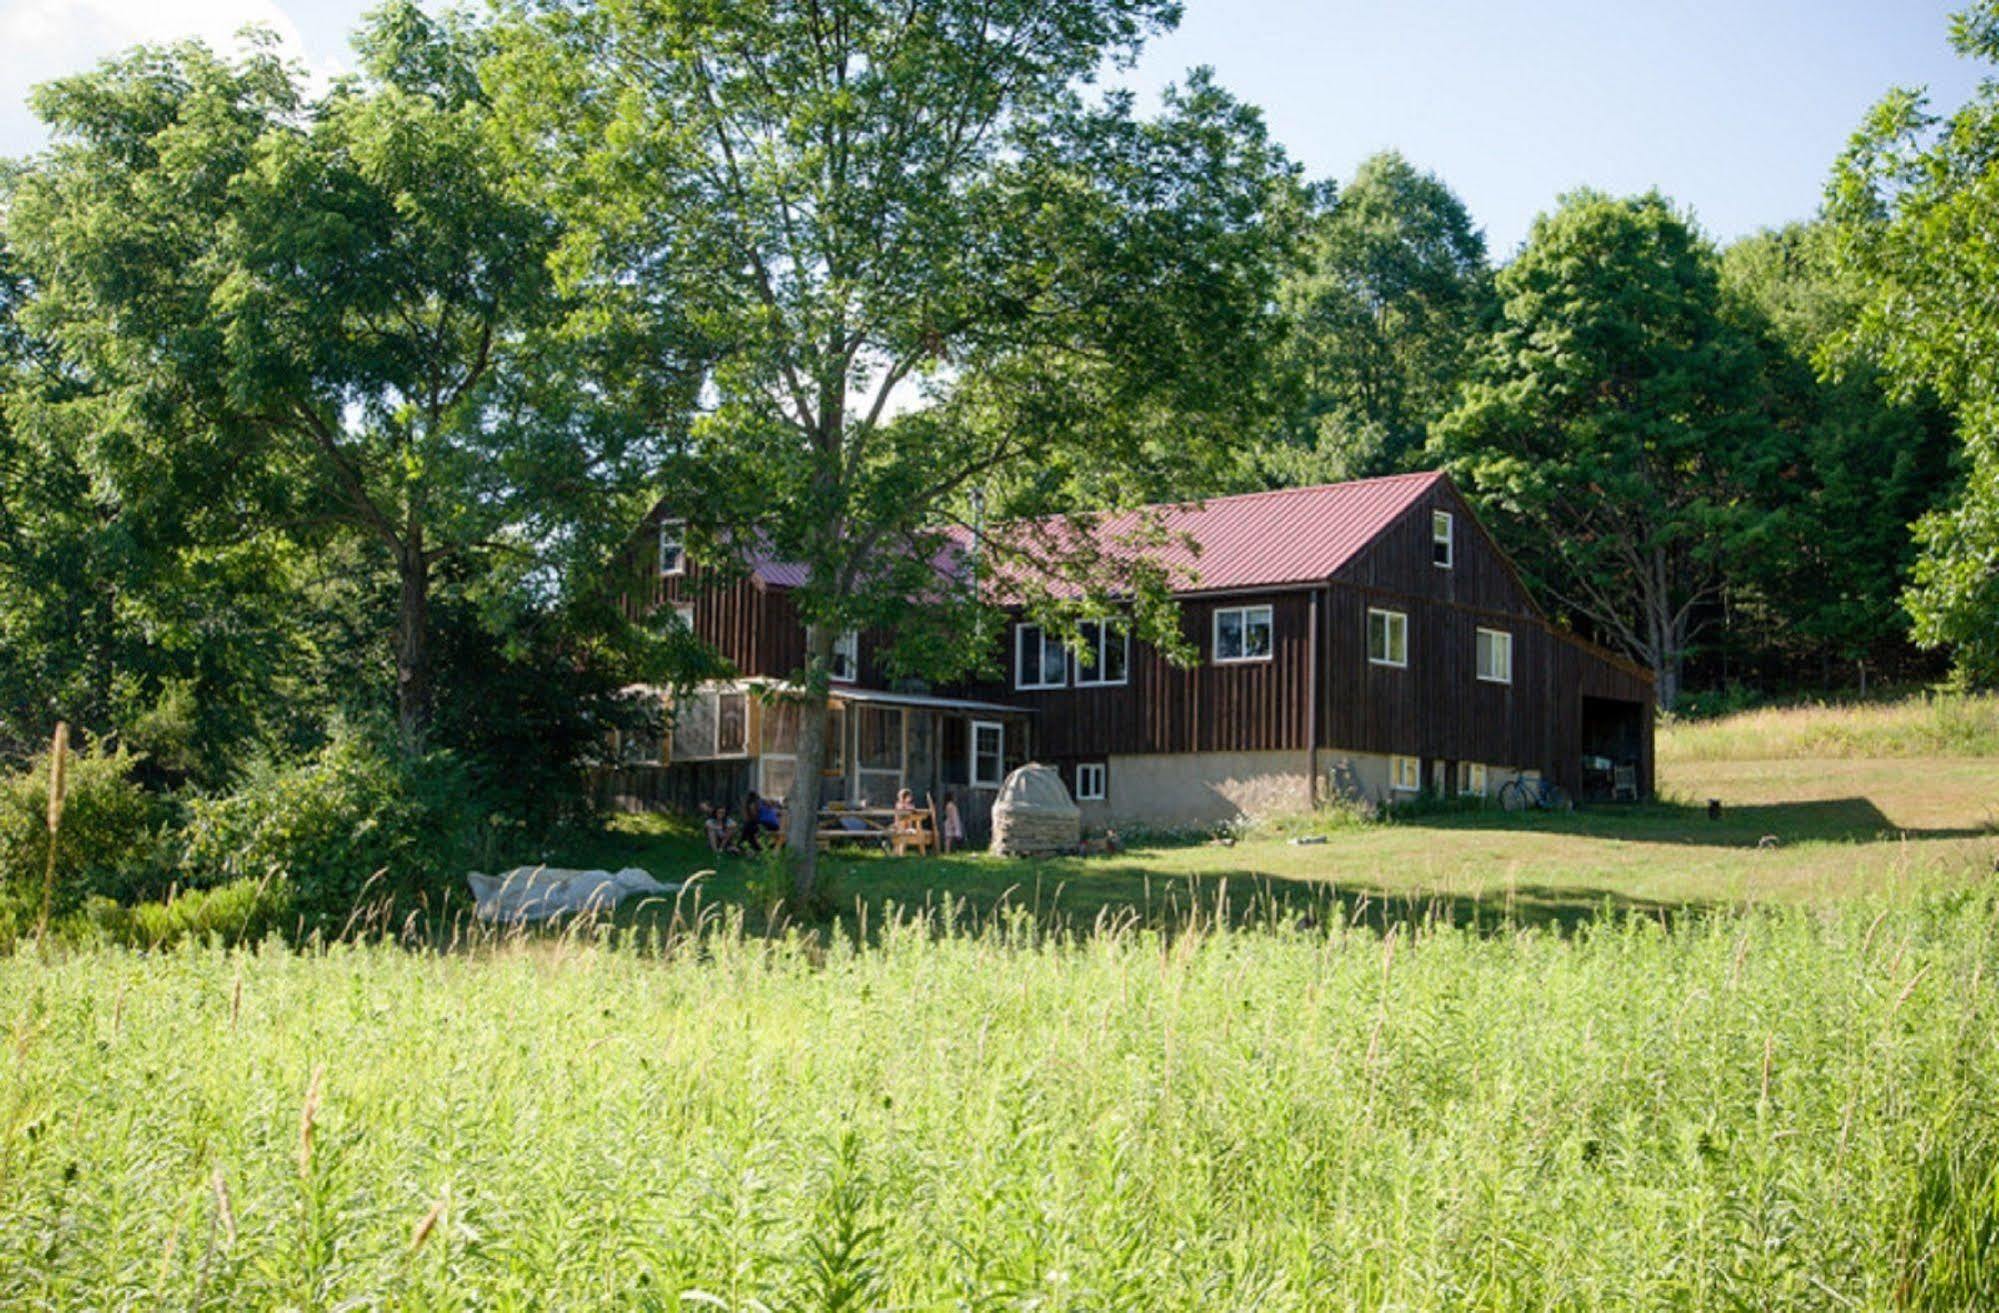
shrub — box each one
[178,733,488,932]
[73,877,294,950]
[0,741,172,934]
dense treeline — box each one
[0,0,1994,920]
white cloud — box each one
[0,0,343,158]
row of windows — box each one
[1018,607,1515,688]
[1390,755,1497,797]
[1368,607,1513,684]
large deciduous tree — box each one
[491,0,1297,900]
[1828,1,1999,685]
[7,3,697,743]
[1432,191,1776,711]
[1266,151,1491,483]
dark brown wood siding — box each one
[964,592,1316,758]
[1333,479,1539,616]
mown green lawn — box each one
[558,751,1999,936]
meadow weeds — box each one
[1660,690,1999,762]
[2,890,1996,1309]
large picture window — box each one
[1368,608,1408,668]
[1015,624,1067,689]
[1074,621,1129,686]
[1476,627,1513,684]
[1213,605,1273,663]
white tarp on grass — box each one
[466,866,682,923]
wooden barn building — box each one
[603,471,1654,839]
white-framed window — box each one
[658,519,686,577]
[1015,623,1067,689]
[1476,627,1513,684]
[1368,608,1408,668]
[1432,510,1453,569]
[1391,754,1421,793]
[1074,621,1129,687]
[1457,761,1488,798]
[831,629,859,683]
[1074,762,1106,801]
[971,720,1005,787]
[1213,604,1274,663]
[674,603,695,630]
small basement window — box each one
[1015,624,1067,689]
[1433,510,1453,568]
[1368,608,1408,668]
[1075,762,1106,801]
[1214,605,1274,663]
[1457,761,1488,797]
[1391,754,1421,793]
[658,519,685,577]
[971,720,1005,787]
[1476,627,1513,684]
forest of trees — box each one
[0,0,1994,911]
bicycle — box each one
[1498,776,1573,813]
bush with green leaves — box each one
[0,741,170,937]
[178,733,488,930]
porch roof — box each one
[820,684,1030,717]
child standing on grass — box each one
[941,791,964,854]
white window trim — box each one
[1368,608,1409,669]
[658,519,686,577]
[1432,510,1453,569]
[1074,621,1129,687]
[970,720,1005,788]
[1458,761,1488,798]
[1213,604,1275,665]
[674,603,695,630]
[1476,627,1513,685]
[1390,754,1422,793]
[1014,623,1067,690]
[1074,762,1106,801]
[831,629,859,684]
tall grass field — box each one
[4,894,1997,1309]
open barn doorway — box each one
[1580,696,1646,802]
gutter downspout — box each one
[1308,586,1322,809]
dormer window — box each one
[658,519,686,576]
[1432,511,1453,569]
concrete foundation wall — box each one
[1084,746,1547,830]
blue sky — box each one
[2,0,1984,256]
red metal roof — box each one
[745,469,1447,596]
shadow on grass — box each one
[1411,796,1991,848]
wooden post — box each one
[35,722,70,953]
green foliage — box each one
[1265,152,1493,482]
[1434,190,1777,709]
[1718,222,1961,674]
[488,0,1299,894]
[73,877,293,951]
[0,741,169,929]
[177,732,485,930]
[1828,1,1999,684]
[2,895,1996,1305]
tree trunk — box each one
[396,544,432,745]
[784,622,838,905]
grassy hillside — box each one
[1660,692,1999,762]
[3,895,1995,1308]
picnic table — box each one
[815,802,937,856]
